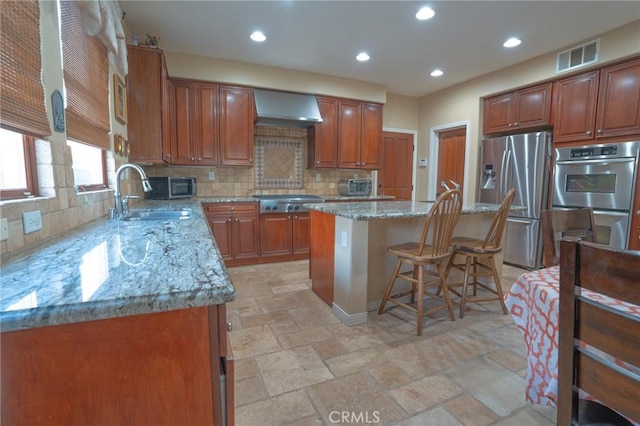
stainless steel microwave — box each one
[339,179,372,196]
[146,177,197,199]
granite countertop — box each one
[306,200,526,220]
[0,199,236,332]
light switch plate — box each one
[0,218,8,241]
[341,231,347,247]
[23,210,42,234]
[208,171,215,181]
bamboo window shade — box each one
[60,0,110,150]
[0,0,50,137]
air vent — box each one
[556,39,599,73]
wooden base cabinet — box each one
[1,306,233,426]
[205,203,260,267]
[260,212,310,262]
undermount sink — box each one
[122,209,193,221]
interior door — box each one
[437,127,466,195]
[378,131,413,200]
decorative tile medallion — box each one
[255,136,304,188]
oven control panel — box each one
[570,145,617,158]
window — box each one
[67,141,106,191]
[0,129,38,200]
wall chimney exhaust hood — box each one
[254,88,323,128]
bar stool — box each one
[377,189,462,336]
[444,188,515,318]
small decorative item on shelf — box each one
[114,134,130,157]
[145,33,160,48]
[131,32,139,46]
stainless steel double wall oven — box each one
[552,141,640,249]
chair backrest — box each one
[540,208,596,268]
[417,189,462,258]
[557,237,640,425]
[481,188,516,250]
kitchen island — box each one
[0,199,236,425]
[307,200,521,326]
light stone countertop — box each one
[0,199,237,332]
[306,200,526,220]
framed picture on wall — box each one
[113,74,127,124]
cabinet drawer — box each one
[204,203,258,215]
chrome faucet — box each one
[113,163,152,218]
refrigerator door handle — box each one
[507,218,531,224]
[499,150,508,200]
[503,150,512,199]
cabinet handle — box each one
[227,218,231,222]
[362,162,366,166]
[586,130,592,135]
[508,123,513,127]
[226,322,233,331]
[198,157,202,161]
[597,129,603,134]
[288,215,291,219]
[316,160,320,164]
[190,157,195,161]
[250,158,253,163]
[514,122,518,127]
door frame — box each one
[427,120,471,202]
[379,127,418,201]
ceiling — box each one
[121,1,640,97]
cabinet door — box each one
[194,83,219,165]
[292,213,310,255]
[162,69,171,163]
[260,214,293,257]
[595,58,640,139]
[207,214,233,260]
[127,46,166,163]
[553,70,600,143]
[360,103,383,169]
[337,100,361,168]
[513,83,552,130]
[169,80,196,164]
[233,213,260,260]
[219,86,254,166]
[308,96,338,168]
[483,93,514,135]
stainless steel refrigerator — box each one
[477,131,552,269]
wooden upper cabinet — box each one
[219,86,254,166]
[127,46,169,164]
[553,57,640,144]
[168,80,195,165]
[337,100,383,169]
[194,83,219,165]
[360,103,383,169]
[552,70,600,143]
[308,96,338,168]
[595,57,640,139]
[483,82,552,135]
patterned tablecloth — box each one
[504,265,640,406]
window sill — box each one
[0,196,52,207]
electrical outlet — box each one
[208,171,216,181]
[419,158,428,167]
[315,173,322,182]
[341,231,347,247]
[23,210,42,234]
[0,218,8,241]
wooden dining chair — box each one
[557,237,640,426]
[443,188,515,318]
[377,189,462,336]
[540,208,596,268]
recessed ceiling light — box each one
[250,31,266,42]
[430,69,444,77]
[356,52,370,62]
[416,6,435,20]
[503,37,522,48]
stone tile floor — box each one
[226,261,556,426]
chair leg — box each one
[472,258,478,296]
[378,258,403,314]
[459,255,472,319]
[437,262,456,321]
[410,266,418,303]
[416,265,425,336]
[440,252,456,296]
[488,256,508,315]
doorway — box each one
[378,131,414,200]
[436,127,466,195]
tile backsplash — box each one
[145,126,372,196]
